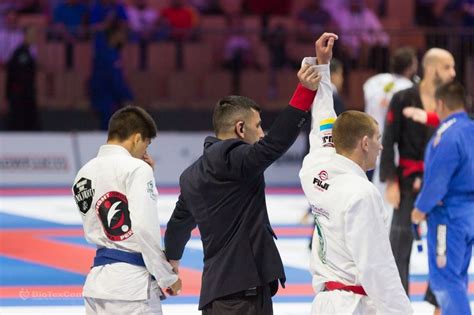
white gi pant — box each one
[85,281,163,315]
[312,290,376,315]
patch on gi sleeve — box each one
[319,118,336,131]
[147,180,157,200]
[73,177,95,215]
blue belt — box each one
[92,248,166,300]
[93,248,146,267]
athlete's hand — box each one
[169,259,180,274]
[298,63,322,91]
[413,177,422,192]
[385,180,400,208]
[411,208,426,224]
[403,107,427,124]
[315,32,338,65]
[166,278,182,296]
[143,152,155,170]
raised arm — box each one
[228,54,320,179]
[307,33,338,154]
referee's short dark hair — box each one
[390,47,417,75]
[435,81,466,111]
[108,106,157,141]
[213,95,260,135]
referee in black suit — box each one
[165,33,338,315]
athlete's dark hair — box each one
[390,47,417,75]
[435,81,466,111]
[107,106,157,141]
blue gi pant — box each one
[427,206,474,315]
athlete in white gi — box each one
[299,33,412,314]
[73,106,180,315]
[363,47,417,201]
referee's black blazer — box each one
[164,106,309,309]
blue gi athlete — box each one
[411,81,474,315]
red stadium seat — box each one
[73,42,92,76]
[184,43,214,73]
[37,42,65,72]
[201,71,232,109]
[149,42,176,75]
[167,71,200,108]
[240,69,269,105]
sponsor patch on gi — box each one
[321,131,334,148]
[314,215,327,264]
[146,180,157,200]
[310,204,330,220]
[73,177,95,215]
[96,191,133,241]
[313,170,330,191]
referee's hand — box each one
[297,64,321,91]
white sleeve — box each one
[344,188,413,315]
[127,164,178,289]
[302,57,337,154]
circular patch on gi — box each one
[318,170,328,181]
[96,191,133,241]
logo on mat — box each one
[96,192,133,241]
[73,177,95,215]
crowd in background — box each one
[0,0,473,130]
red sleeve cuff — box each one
[426,112,440,127]
[289,83,317,112]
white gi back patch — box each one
[96,191,133,241]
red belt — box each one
[325,281,367,296]
[399,158,424,177]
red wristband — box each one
[289,83,317,112]
[426,112,440,127]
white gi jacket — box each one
[363,73,413,206]
[299,60,412,314]
[363,73,413,133]
[73,144,178,301]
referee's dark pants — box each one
[202,284,273,315]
